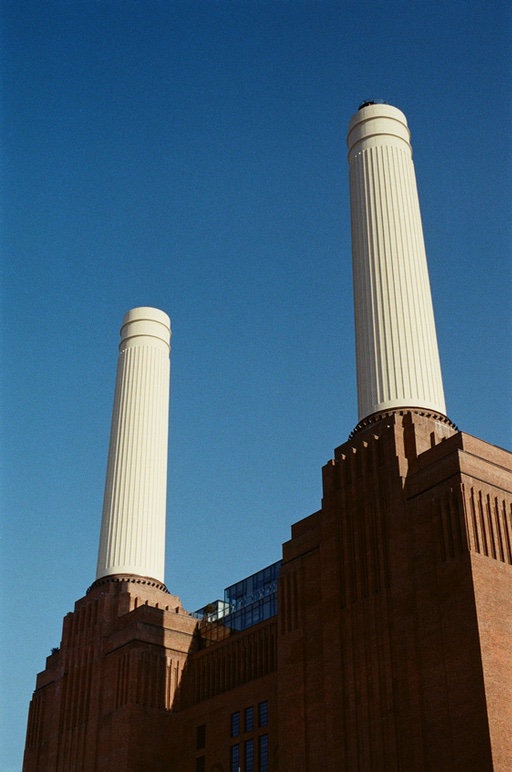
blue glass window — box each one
[230,744,240,772]
[245,738,254,772]
[258,701,268,727]
[224,561,281,631]
[231,711,240,737]
[244,705,254,732]
[194,560,281,644]
[258,734,269,772]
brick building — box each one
[23,103,512,771]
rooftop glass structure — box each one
[193,560,281,647]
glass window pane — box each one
[230,744,240,772]
[258,734,268,772]
[245,738,254,772]
[231,711,240,737]
[244,705,254,732]
[258,701,268,727]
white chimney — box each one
[96,307,171,584]
[347,102,446,424]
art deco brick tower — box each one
[277,102,512,771]
[23,308,197,772]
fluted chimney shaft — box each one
[347,103,446,423]
[96,307,171,584]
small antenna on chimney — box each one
[358,98,386,110]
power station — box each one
[24,103,512,771]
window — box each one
[258,734,268,772]
[244,705,254,733]
[195,757,205,772]
[231,711,240,737]
[196,724,206,750]
[230,743,240,772]
[230,702,268,771]
[244,738,254,772]
[258,701,268,727]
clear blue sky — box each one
[1,1,510,768]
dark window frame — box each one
[196,724,206,750]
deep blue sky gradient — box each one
[1,2,511,768]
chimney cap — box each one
[119,306,171,350]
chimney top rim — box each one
[121,306,171,330]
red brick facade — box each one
[277,412,512,770]
[23,581,197,771]
[24,412,512,770]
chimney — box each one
[95,307,171,587]
[347,102,447,430]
